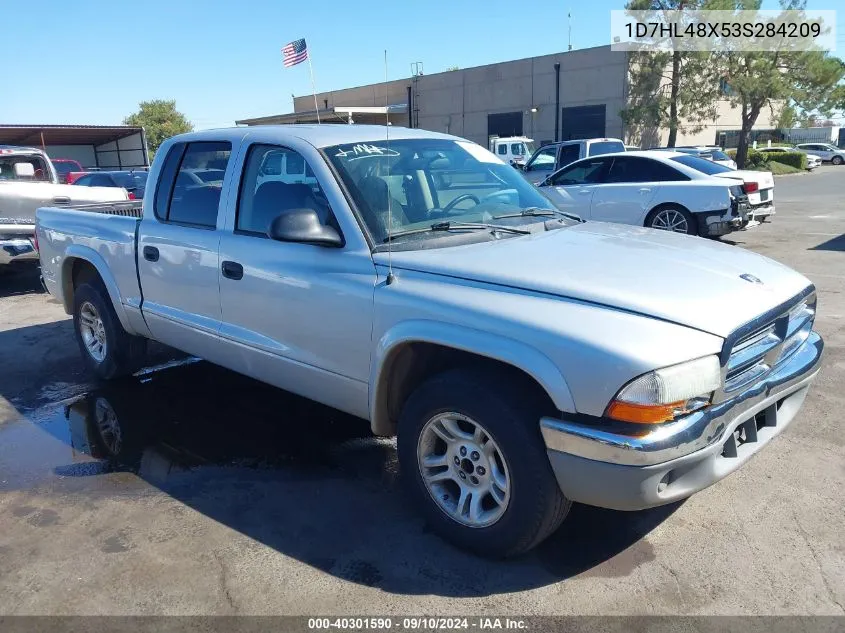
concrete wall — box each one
[294,46,629,146]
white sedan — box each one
[537,151,751,237]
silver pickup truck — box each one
[36,126,824,558]
[1,145,129,267]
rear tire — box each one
[397,368,571,558]
[646,205,697,235]
[72,280,146,380]
[832,155,844,166]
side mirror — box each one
[539,176,551,187]
[268,208,343,247]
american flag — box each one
[282,38,308,68]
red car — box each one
[51,158,84,183]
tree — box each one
[123,100,193,160]
[719,0,844,167]
[620,0,723,147]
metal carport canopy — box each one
[0,124,144,147]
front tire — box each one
[832,155,844,166]
[646,205,697,235]
[397,368,571,558]
[72,280,146,380]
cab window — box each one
[236,144,332,236]
[156,141,232,227]
[525,145,556,171]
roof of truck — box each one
[174,125,460,149]
[0,145,43,153]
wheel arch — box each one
[644,202,697,231]
[369,321,576,437]
[61,247,136,335]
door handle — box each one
[639,188,652,194]
[578,189,592,195]
[221,260,243,280]
[52,196,71,204]
[142,246,159,262]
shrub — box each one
[762,151,807,170]
[726,148,766,165]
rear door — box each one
[589,157,666,225]
[542,156,611,218]
[137,140,234,357]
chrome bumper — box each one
[540,331,823,510]
[0,238,38,265]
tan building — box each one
[236,45,772,149]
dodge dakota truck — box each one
[36,126,824,558]
[0,146,129,268]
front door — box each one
[137,140,233,357]
[542,156,612,219]
[589,156,660,225]
[217,143,376,418]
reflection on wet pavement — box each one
[0,358,677,596]
[60,360,387,483]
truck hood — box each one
[375,222,812,338]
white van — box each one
[489,137,536,166]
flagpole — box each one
[307,52,321,124]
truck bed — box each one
[36,202,145,316]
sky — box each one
[3,0,843,130]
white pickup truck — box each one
[0,146,128,267]
[36,126,824,558]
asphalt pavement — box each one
[0,166,842,615]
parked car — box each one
[520,138,626,184]
[538,151,750,236]
[73,170,148,199]
[51,158,84,184]
[794,143,845,165]
[0,146,129,268]
[757,146,821,170]
[653,147,738,170]
[36,126,824,558]
[489,136,535,166]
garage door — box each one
[487,112,523,139]
[561,105,606,141]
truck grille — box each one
[723,294,815,394]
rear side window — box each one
[156,141,232,227]
[557,144,581,167]
[606,157,689,183]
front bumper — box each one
[540,331,823,511]
[0,238,38,265]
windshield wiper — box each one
[383,221,530,243]
[493,207,584,222]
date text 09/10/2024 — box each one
[307,617,528,630]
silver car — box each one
[795,143,845,165]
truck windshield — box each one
[325,138,558,245]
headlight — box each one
[605,355,721,424]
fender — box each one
[370,319,576,436]
[61,244,138,336]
